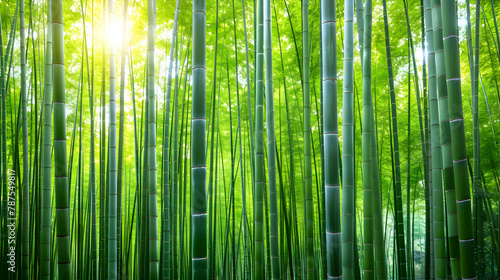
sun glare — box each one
[108,15,124,48]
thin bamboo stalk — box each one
[342,0,356,278]
[40,0,52,277]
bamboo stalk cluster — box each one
[1,0,500,279]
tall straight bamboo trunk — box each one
[382,1,407,278]
[254,0,265,277]
[471,0,483,276]
[117,1,129,275]
[362,1,387,279]
[52,0,72,277]
[403,4,430,268]
[40,1,52,278]
[192,0,207,278]
[322,0,342,278]
[342,0,356,279]
[431,0,461,278]
[20,1,30,278]
[147,0,158,278]
[441,0,476,278]
[263,0,280,278]
[162,1,180,279]
[230,0,249,277]
[423,1,446,278]
[89,2,97,277]
[99,1,107,278]
[302,0,314,278]
[207,2,219,279]
[107,0,118,278]
[171,39,180,280]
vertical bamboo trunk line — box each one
[40,0,52,277]
[355,0,364,71]
[126,25,140,279]
[162,1,180,279]
[20,0,30,277]
[241,0,255,197]
[223,30,236,280]
[263,0,280,278]
[302,1,314,279]
[342,0,356,279]
[172,38,181,280]
[230,0,249,278]
[207,2,219,280]
[441,0,477,278]
[402,3,430,259]
[430,0,461,278]
[423,1,446,278]
[472,0,483,276]
[141,70,150,279]
[99,0,107,277]
[361,0,374,277]
[107,0,118,277]
[321,0,342,279]
[381,0,407,278]
[192,0,207,278]
[271,0,299,277]
[117,1,129,276]
[52,0,72,277]
[254,0,265,277]
[89,1,97,277]
[319,6,328,279]
[146,1,158,279]
[362,0,387,279]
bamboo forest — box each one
[2,0,500,279]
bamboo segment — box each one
[362,1,387,279]
[99,1,107,278]
[20,1,30,278]
[107,0,118,278]
[89,1,97,276]
[40,1,53,278]
[263,0,281,278]
[147,0,158,278]
[162,1,180,279]
[431,0,461,278]
[192,0,207,278]
[52,0,72,277]
[423,0,446,278]
[255,0,265,278]
[342,0,356,279]
[441,0,477,278]
[117,1,129,275]
[321,1,342,279]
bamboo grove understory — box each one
[1,0,500,279]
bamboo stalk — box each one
[192,0,207,278]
